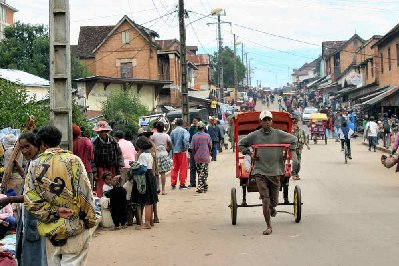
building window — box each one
[388,47,392,71]
[396,43,399,68]
[120,62,133,78]
[122,31,130,44]
[381,52,384,74]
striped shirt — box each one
[190,132,212,163]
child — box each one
[107,175,127,230]
[132,136,158,230]
[243,147,254,173]
[102,172,113,195]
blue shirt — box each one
[170,126,190,153]
[207,125,221,142]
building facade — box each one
[0,0,18,40]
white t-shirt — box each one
[138,152,153,170]
[365,121,378,137]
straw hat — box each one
[92,121,112,132]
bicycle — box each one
[343,139,350,164]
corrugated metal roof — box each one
[362,86,399,105]
[0,69,49,87]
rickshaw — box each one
[229,111,302,225]
[309,113,328,145]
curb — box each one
[361,142,390,153]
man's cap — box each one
[259,110,273,120]
[197,121,205,129]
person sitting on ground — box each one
[0,192,16,239]
[238,110,297,236]
[338,121,354,159]
[106,175,127,230]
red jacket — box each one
[73,136,94,172]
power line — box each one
[151,0,176,28]
[187,17,209,54]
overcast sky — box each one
[8,0,399,88]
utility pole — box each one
[208,13,230,102]
[217,14,224,102]
[179,0,189,124]
[245,52,249,88]
[249,59,252,88]
[50,0,72,150]
[233,34,238,103]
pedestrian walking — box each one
[24,126,97,265]
[207,118,222,161]
[364,116,378,152]
[73,124,94,189]
[190,121,212,193]
[291,116,310,181]
[382,114,391,148]
[188,117,200,188]
[334,111,344,142]
[238,110,297,235]
[216,119,225,152]
[150,122,172,195]
[170,118,190,189]
[92,121,124,197]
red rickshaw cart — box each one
[229,111,302,225]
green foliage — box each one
[210,46,246,88]
[0,22,49,79]
[0,79,49,129]
[102,89,148,140]
[0,22,91,80]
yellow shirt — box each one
[24,148,97,240]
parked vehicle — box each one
[302,107,318,125]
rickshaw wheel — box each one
[231,187,238,225]
[294,185,302,223]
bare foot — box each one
[263,228,272,235]
[112,226,120,231]
[135,225,151,230]
[162,191,167,195]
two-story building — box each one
[72,16,171,113]
[0,0,17,40]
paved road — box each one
[87,102,399,266]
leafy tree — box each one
[210,46,246,88]
[102,89,149,140]
[0,79,49,129]
[0,22,91,80]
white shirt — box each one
[138,152,153,170]
[365,121,378,137]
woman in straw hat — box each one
[92,121,124,197]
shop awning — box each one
[362,86,399,106]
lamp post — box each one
[234,36,241,103]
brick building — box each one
[72,16,171,113]
[0,0,18,40]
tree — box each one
[101,89,149,140]
[210,46,246,88]
[0,22,91,80]
[0,80,49,129]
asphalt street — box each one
[87,102,399,266]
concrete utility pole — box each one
[217,14,224,102]
[244,53,249,87]
[179,0,189,124]
[233,34,238,103]
[249,59,252,88]
[50,0,72,150]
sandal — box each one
[263,228,272,235]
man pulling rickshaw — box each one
[238,110,297,235]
